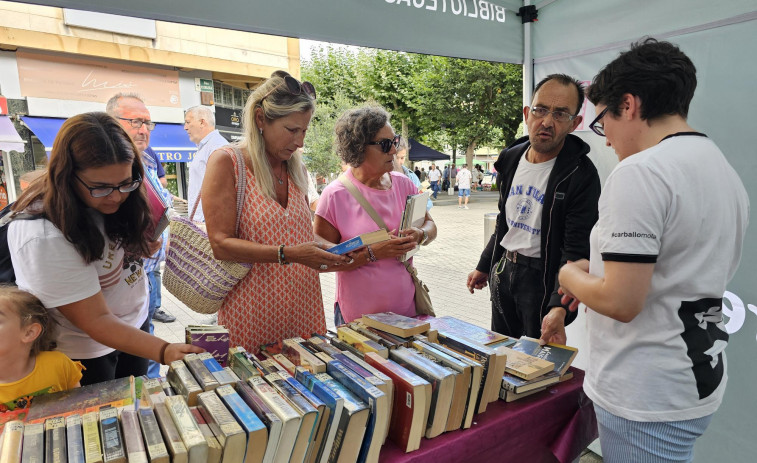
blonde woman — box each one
[202,71,348,352]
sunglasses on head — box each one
[262,74,317,101]
[367,134,401,154]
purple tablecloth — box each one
[379,368,598,463]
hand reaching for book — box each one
[163,342,205,365]
[539,307,567,346]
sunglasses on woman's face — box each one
[262,75,317,101]
[367,134,401,154]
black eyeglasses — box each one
[262,75,317,101]
[529,107,578,123]
[74,173,142,198]
[589,107,609,136]
[367,135,401,154]
[117,117,156,131]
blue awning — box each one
[0,116,25,152]
[21,116,64,153]
[21,117,195,162]
[150,123,195,163]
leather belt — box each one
[505,250,543,270]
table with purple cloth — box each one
[379,367,598,463]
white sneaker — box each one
[464,205,469,209]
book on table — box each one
[389,346,455,439]
[0,420,24,463]
[360,312,431,338]
[500,370,561,395]
[163,395,209,463]
[510,336,578,377]
[234,381,284,463]
[136,407,169,463]
[398,191,430,261]
[246,375,302,463]
[312,373,369,463]
[22,421,45,463]
[498,386,549,402]
[326,229,390,255]
[152,401,189,463]
[364,353,431,454]
[196,390,246,463]
[120,409,148,463]
[167,361,203,406]
[215,384,268,463]
[188,407,223,463]
[426,316,509,346]
[185,325,230,367]
[81,411,104,463]
[499,347,554,381]
[98,407,125,463]
[336,326,389,359]
[183,353,220,392]
[294,368,345,463]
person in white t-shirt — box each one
[8,112,202,385]
[427,163,441,199]
[558,39,749,462]
[455,164,472,209]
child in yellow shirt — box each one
[0,286,82,412]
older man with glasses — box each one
[106,93,176,378]
[467,74,601,346]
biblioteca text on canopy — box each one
[385,0,507,23]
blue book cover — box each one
[216,384,267,463]
[327,230,389,255]
[295,368,345,463]
[314,373,368,463]
[326,361,386,463]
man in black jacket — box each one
[467,74,601,345]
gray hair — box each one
[334,105,391,168]
[185,105,216,127]
[237,70,315,200]
[105,93,145,116]
[397,136,411,152]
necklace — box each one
[273,162,287,185]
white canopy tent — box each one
[19,1,757,459]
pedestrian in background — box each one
[184,105,228,223]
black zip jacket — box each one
[476,134,601,327]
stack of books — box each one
[0,315,578,462]
[186,325,231,367]
[497,337,578,402]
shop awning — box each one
[21,116,64,152]
[151,123,196,163]
[0,116,26,152]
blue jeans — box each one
[489,255,545,338]
[146,269,162,378]
[430,180,439,198]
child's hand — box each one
[163,343,205,364]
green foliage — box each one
[303,91,352,178]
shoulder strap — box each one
[191,146,247,235]
[338,174,387,230]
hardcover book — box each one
[0,420,24,463]
[188,407,223,463]
[326,229,390,255]
[216,384,268,463]
[501,370,560,394]
[398,191,431,261]
[167,361,203,406]
[66,414,85,463]
[360,312,430,338]
[196,390,246,463]
[426,316,508,346]
[336,327,389,359]
[364,353,430,454]
[411,341,469,432]
[21,421,45,463]
[81,412,103,463]
[510,337,578,377]
[164,395,209,463]
[186,325,230,367]
[45,416,68,463]
[498,386,548,402]
[98,408,125,463]
[25,377,135,424]
[229,346,260,380]
[183,353,220,392]
[198,352,238,386]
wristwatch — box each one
[420,228,428,246]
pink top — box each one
[316,170,419,322]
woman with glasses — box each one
[7,112,202,385]
[202,71,348,352]
[314,105,437,324]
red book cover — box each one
[364,352,430,453]
[144,174,169,241]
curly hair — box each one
[0,286,58,357]
[587,38,697,120]
[334,105,392,167]
[13,112,151,262]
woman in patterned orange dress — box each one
[202,71,349,352]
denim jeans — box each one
[146,269,162,378]
[430,180,439,198]
[489,255,546,338]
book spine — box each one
[81,412,103,463]
[196,390,243,448]
[21,422,45,463]
[98,408,125,463]
[45,416,68,463]
[283,339,327,373]
[229,349,259,380]
[119,410,147,463]
[327,236,365,255]
[164,395,208,462]
[187,330,230,367]
[66,414,85,463]
[167,361,203,406]
[1,420,24,463]
[337,327,389,359]
[152,402,188,463]
[188,407,222,463]
[137,408,169,463]
[184,354,221,391]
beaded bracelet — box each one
[277,244,289,265]
[366,245,377,262]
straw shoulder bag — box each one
[338,175,435,316]
[163,146,252,314]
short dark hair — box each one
[334,105,391,168]
[587,38,697,120]
[533,74,585,115]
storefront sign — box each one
[17,51,181,107]
[195,78,214,92]
[215,107,242,129]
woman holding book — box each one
[202,71,348,352]
[8,112,202,385]
[314,105,437,324]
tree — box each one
[303,91,352,178]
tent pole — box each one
[522,0,534,119]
